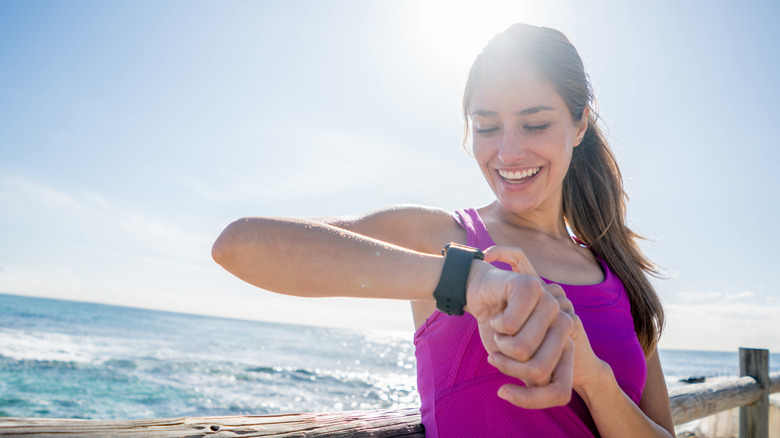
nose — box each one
[497,128,527,164]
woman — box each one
[212,24,675,437]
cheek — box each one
[471,143,497,182]
[533,131,574,159]
[532,128,567,147]
[471,138,496,164]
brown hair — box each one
[463,24,664,355]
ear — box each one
[574,107,589,147]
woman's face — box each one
[468,67,587,217]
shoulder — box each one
[320,204,465,254]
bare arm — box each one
[212,209,577,409]
[212,215,445,300]
[575,349,674,437]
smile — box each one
[498,167,541,183]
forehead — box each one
[467,66,566,115]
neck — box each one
[485,200,571,241]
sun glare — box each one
[412,0,551,84]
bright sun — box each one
[412,0,552,81]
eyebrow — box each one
[470,105,555,117]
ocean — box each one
[1,292,777,420]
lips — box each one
[497,167,541,183]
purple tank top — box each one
[414,209,647,437]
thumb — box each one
[483,245,540,279]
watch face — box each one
[443,243,484,260]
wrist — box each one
[432,243,484,316]
[574,359,614,403]
[462,259,491,315]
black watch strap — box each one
[433,243,484,316]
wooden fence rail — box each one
[669,373,780,425]
[0,409,425,438]
[0,348,776,437]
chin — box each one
[495,197,539,215]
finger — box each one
[478,321,499,355]
[540,282,574,312]
[495,338,575,409]
[489,275,546,336]
[483,245,540,278]
[543,282,566,299]
[552,295,574,317]
[568,312,586,344]
[489,309,574,384]
[492,292,560,360]
[557,296,574,315]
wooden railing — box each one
[671,348,778,437]
[0,348,775,437]
[0,409,425,437]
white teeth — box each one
[498,167,540,180]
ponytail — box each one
[563,113,665,355]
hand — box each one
[479,246,609,398]
[544,275,609,395]
[463,246,575,409]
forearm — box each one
[212,217,443,300]
[577,365,673,438]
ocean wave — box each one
[0,328,107,363]
[0,294,421,418]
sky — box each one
[1,0,779,352]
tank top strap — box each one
[453,208,495,250]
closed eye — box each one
[475,127,499,135]
[524,123,550,132]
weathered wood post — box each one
[739,347,769,438]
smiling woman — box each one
[213,23,675,438]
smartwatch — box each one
[433,243,484,316]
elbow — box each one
[212,219,247,268]
[211,234,229,267]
